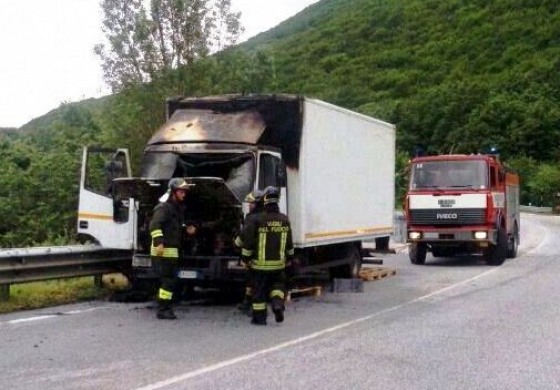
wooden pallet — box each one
[287,286,322,302]
[359,266,397,281]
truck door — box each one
[257,151,287,213]
[77,147,136,249]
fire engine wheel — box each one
[409,243,427,265]
[507,223,519,259]
[485,227,508,266]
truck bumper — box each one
[131,254,246,284]
[406,227,498,246]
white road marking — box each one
[2,306,112,326]
[135,268,499,390]
[8,315,59,324]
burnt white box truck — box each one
[77,94,396,289]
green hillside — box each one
[2,0,559,246]
[242,0,560,160]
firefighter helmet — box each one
[263,186,280,204]
[245,189,264,204]
[168,178,194,192]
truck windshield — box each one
[141,151,255,201]
[410,160,488,190]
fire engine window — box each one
[490,168,497,188]
[410,160,488,189]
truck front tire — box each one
[409,243,427,265]
[506,223,519,259]
[485,227,508,266]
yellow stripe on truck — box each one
[78,213,113,221]
[305,226,393,239]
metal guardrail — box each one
[519,205,553,214]
[0,245,132,300]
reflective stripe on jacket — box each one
[239,210,294,271]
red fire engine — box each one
[405,153,520,266]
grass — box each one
[0,274,130,314]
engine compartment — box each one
[113,151,252,260]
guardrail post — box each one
[393,211,406,243]
[0,284,10,301]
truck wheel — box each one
[409,243,427,265]
[485,227,508,266]
[329,244,362,279]
[506,223,519,259]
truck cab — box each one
[79,145,287,284]
[78,102,288,286]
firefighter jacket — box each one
[238,209,295,271]
[149,198,185,258]
[234,209,259,249]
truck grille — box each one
[409,208,486,225]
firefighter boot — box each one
[271,299,285,323]
[251,310,267,326]
[251,317,267,326]
[156,301,177,320]
[157,308,177,320]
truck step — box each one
[287,286,322,302]
[362,256,384,265]
[359,266,397,281]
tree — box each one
[95,0,243,91]
[0,106,101,247]
[526,164,560,207]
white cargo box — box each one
[287,98,396,247]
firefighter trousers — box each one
[152,256,180,310]
[251,269,286,323]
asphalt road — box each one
[1,212,558,390]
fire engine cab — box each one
[405,153,520,266]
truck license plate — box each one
[178,270,198,279]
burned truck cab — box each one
[78,95,296,287]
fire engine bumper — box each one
[406,227,498,245]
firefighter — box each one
[238,186,294,325]
[235,189,264,314]
[149,178,195,320]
